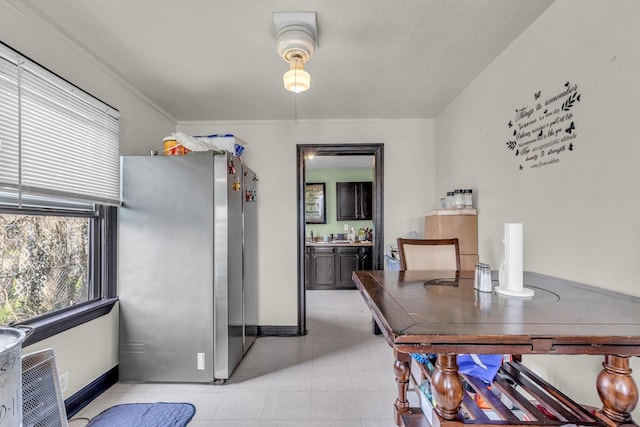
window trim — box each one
[2,205,118,345]
[22,298,118,346]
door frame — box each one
[296,144,384,335]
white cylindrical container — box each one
[0,327,27,427]
[496,223,534,297]
[463,189,473,208]
[504,223,523,291]
[479,264,493,292]
[446,192,455,209]
[454,189,464,209]
[474,263,483,290]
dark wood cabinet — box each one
[359,246,373,270]
[336,182,372,221]
[308,246,335,287]
[305,245,372,290]
[336,247,360,288]
[304,247,311,286]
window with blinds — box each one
[0,42,120,207]
[0,42,118,342]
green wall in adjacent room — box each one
[305,168,373,239]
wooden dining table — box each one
[352,269,640,427]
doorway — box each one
[296,144,384,335]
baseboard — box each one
[257,325,300,336]
[65,365,119,418]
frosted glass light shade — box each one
[283,68,310,93]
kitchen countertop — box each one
[306,241,373,247]
[427,208,477,216]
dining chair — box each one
[371,238,461,335]
[396,238,460,271]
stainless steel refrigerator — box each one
[118,151,257,383]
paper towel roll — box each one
[496,223,533,297]
[504,223,523,291]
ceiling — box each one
[13,0,554,122]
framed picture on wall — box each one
[305,183,326,224]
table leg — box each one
[393,348,411,426]
[432,353,464,420]
[596,354,638,425]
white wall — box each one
[178,119,436,325]
[0,0,176,399]
[436,0,640,413]
[23,305,119,400]
[1,0,437,394]
[0,1,176,154]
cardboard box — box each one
[426,212,479,270]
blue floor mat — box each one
[86,402,196,427]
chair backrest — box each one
[397,238,460,271]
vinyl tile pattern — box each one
[74,290,400,426]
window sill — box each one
[21,298,118,347]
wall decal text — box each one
[505,81,582,171]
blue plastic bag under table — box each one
[457,354,503,384]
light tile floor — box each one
[74,290,410,426]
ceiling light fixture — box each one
[283,51,310,93]
[274,12,317,93]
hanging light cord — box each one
[293,66,299,124]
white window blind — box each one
[0,43,120,206]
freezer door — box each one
[213,153,244,379]
[242,165,258,352]
[119,156,215,382]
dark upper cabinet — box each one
[336,182,373,221]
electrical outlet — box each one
[197,353,205,370]
[59,371,69,393]
[343,224,348,231]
